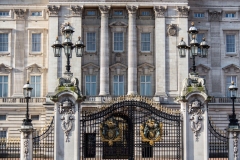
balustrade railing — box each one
[0,98,46,104]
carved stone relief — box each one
[209,10,222,21]
[47,5,60,16]
[153,6,167,18]
[0,63,12,74]
[126,5,138,14]
[99,5,111,15]
[232,132,238,159]
[70,5,83,16]
[14,9,26,19]
[167,24,177,36]
[189,99,204,139]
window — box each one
[113,75,124,96]
[0,131,6,138]
[32,33,41,52]
[226,35,235,53]
[226,76,237,97]
[30,76,41,97]
[197,33,204,53]
[0,33,8,52]
[0,11,9,16]
[141,11,150,16]
[87,11,96,16]
[113,10,123,16]
[141,33,151,52]
[31,11,42,16]
[85,75,97,96]
[31,115,39,121]
[0,115,6,120]
[113,32,123,52]
[226,13,235,18]
[0,76,8,97]
[140,75,152,96]
[194,13,204,18]
[86,32,96,52]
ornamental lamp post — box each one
[51,22,85,74]
[228,81,239,129]
[177,22,210,74]
[22,80,33,126]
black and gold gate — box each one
[81,96,182,159]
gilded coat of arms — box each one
[140,117,163,146]
[100,117,122,146]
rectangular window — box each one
[114,32,123,52]
[194,13,205,18]
[30,76,41,97]
[85,75,97,96]
[113,10,123,16]
[140,75,152,96]
[226,35,235,53]
[32,33,41,52]
[87,11,96,16]
[31,115,39,121]
[226,13,235,18]
[0,11,9,16]
[141,33,150,52]
[31,11,42,16]
[141,11,150,16]
[86,32,96,52]
[0,33,8,52]
[0,76,8,97]
[113,75,124,96]
[0,131,6,138]
[197,33,204,53]
[226,76,237,97]
[0,115,6,121]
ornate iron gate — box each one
[81,96,182,159]
[208,118,229,160]
[33,117,54,160]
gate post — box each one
[228,129,240,160]
[176,73,211,160]
[20,125,34,160]
[50,73,85,160]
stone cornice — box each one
[70,5,83,17]
[153,6,167,18]
[126,5,138,14]
[47,5,60,16]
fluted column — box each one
[126,5,138,95]
[99,5,110,96]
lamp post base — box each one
[22,119,32,127]
[229,114,239,129]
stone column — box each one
[228,129,240,160]
[126,5,138,95]
[20,125,34,160]
[47,5,60,95]
[12,9,26,97]
[99,5,110,96]
[153,6,167,97]
[70,5,83,94]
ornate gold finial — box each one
[181,37,184,41]
[191,22,194,26]
[202,37,205,41]
[232,81,235,85]
[67,22,70,26]
[78,36,81,40]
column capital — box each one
[14,9,26,20]
[176,6,190,17]
[70,5,83,17]
[126,5,138,14]
[99,5,111,14]
[47,5,60,16]
[153,6,167,18]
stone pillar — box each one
[12,9,26,97]
[126,5,138,95]
[70,5,83,94]
[153,6,167,97]
[228,129,240,160]
[99,5,110,96]
[20,125,34,160]
[47,5,60,95]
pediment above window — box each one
[82,63,99,74]
[0,63,12,73]
[110,63,127,74]
[138,63,155,74]
[222,64,240,73]
[109,21,128,27]
[196,64,210,73]
[26,63,47,73]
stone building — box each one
[0,0,239,138]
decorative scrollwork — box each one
[140,117,163,146]
[47,5,60,16]
[154,6,167,18]
[100,117,122,146]
[61,110,74,142]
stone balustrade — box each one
[0,97,46,103]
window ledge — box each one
[84,16,98,19]
[112,51,125,54]
[29,52,42,56]
[139,51,152,55]
[0,52,10,57]
[225,53,238,57]
[84,51,97,55]
[138,16,153,20]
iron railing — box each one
[0,138,20,159]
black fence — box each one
[0,138,20,159]
[208,118,229,160]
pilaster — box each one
[20,127,34,160]
[228,129,240,160]
[126,5,138,95]
[99,5,110,96]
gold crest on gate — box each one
[140,117,163,146]
[100,117,122,146]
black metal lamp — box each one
[74,37,85,57]
[177,38,189,58]
[189,35,199,56]
[229,81,239,128]
[188,22,198,40]
[62,22,75,40]
[22,80,33,126]
[199,38,210,58]
[62,37,73,58]
[52,37,63,57]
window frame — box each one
[194,12,205,18]
[31,33,41,52]
[113,32,124,52]
[0,75,9,98]
[141,33,151,52]
[0,10,12,19]
[30,11,43,17]
[30,75,41,97]
[31,115,40,121]
[113,9,124,17]
[86,32,96,52]
[226,34,236,53]
[0,131,7,138]
[28,29,45,55]
[225,12,236,18]
[223,30,239,56]
[139,9,152,16]
[113,75,124,96]
[0,115,6,121]
[85,75,97,96]
[0,29,11,55]
[140,75,152,96]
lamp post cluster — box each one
[22,80,33,126]
[228,81,239,128]
[177,22,210,74]
[51,22,85,73]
